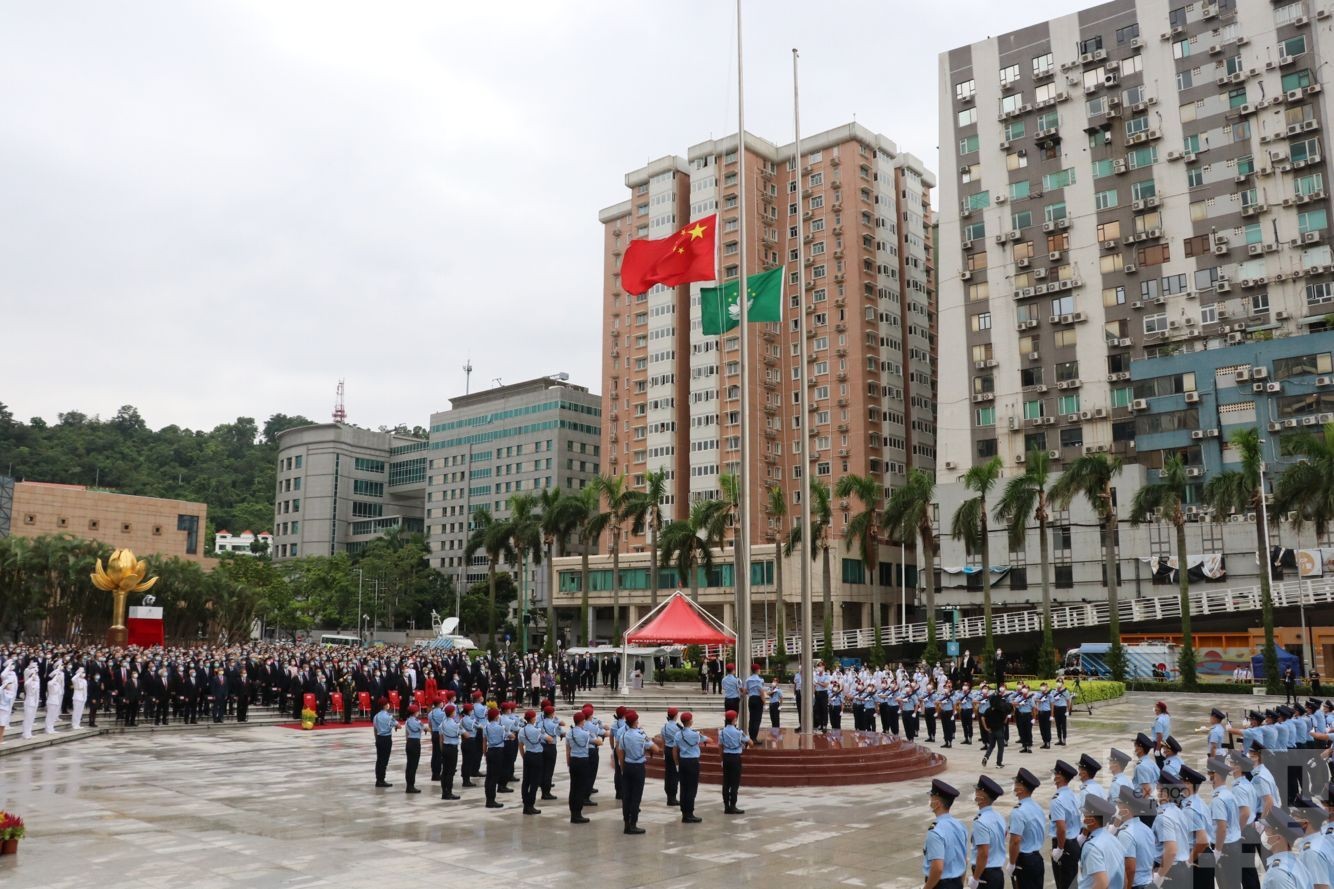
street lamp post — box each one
[354,568,364,641]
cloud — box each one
[0,0,1079,432]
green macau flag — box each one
[700,266,783,335]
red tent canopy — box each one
[625,591,735,646]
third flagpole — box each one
[792,47,814,736]
[733,0,753,673]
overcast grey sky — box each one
[1,0,1080,433]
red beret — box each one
[503,701,516,711]
[726,663,735,671]
[444,690,456,700]
[377,696,388,708]
[625,709,639,724]
[542,704,555,714]
[524,709,537,721]
[751,663,760,673]
[615,705,627,718]
[667,707,678,718]
[408,704,419,714]
[582,704,594,714]
[486,706,499,719]
[725,709,738,721]
[472,691,483,699]
[444,704,456,715]
[573,711,585,723]
[681,711,693,723]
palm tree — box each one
[767,485,788,669]
[593,474,634,641]
[884,468,940,665]
[788,479,834,659]
[1274,421,1334,537]
[463,507,514,652]
[1051,453,1127,682]
[563,484,600,646]
[951,456,1004,672]
[659,499,724,600]
[1128,455,1198,690]
[836,473,886,661]
[625,468,668,611]
[1204,428,1279,693]
[538,487,565,655]
[994,449,1058,678]
[502,493,542,653]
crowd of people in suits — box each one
[0,641,633,744]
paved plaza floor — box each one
[0,689,1293,888]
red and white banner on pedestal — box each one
[127,605,164,647]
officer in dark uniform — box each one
[923,779,968,889]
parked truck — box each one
[1063,642,1179,680]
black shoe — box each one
[462,781,475,787]
[571,816,590,824]
[996,761,1003,768]
[666,799,679,807]
[624,825,646,835]
[615,794,623,800]
[981,755,989,766]
[726,807,745,815]
[431,774,441,782]
[498,786,514,793]
[584,800,598,807]
[375,781,392,788]
[485,801,503,809]
[590,788,599,794]
[943,743,951,749]
[1041,744,1050,749]
[523,807,541,815]
[683,815,702,823]
[442,793,460,800]
[541,793,557,801]
[406,787,421,794]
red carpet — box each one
[277,720,375,731]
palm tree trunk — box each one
[1038,509,1055,675]
[870,544,882,657]
[1104,487,1124,682]
[487,561,498,653]
[689,552,699,602]
[821,543,833,656]
[774,541,786,670]
[1256,497,1279,693]
[545,540,557,655]
[650,518,659,610]
[611,527,622,642]
[1174,516,1196,689]
[923,529,938,659]
[518,551,528,653]
[980,510,995,665]
[579,548,590,647]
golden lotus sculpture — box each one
[92,549,159,645]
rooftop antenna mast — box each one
[463,359,473,395]
[333,379,347,424]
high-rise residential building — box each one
[934,0,1334,613]
[425,375,603,603]
[573,123,936,637]
[938,0,1334,476]
[272,424,426,560]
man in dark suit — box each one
[208,667,229,723]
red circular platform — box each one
[643,727,947,787]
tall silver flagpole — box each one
[734,0,753,670]
[792,47,814,736]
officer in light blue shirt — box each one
[428,700,447,782]
[1010,767,1048,889]
[438,703,463,800]
[1107,748,1134,800]
[972,775,1009,889]
[481,706,508,808]
[1050,760,1081,888]
[923,779,969,888]
[1291,796,1334,888]
[662,707,682,806]
[1151,703,1171,757]
[617,709,660,835]
[828,681,844,731]
[1160,736,1183,777]
[1131,734,1159,799]
[744,664,765,742]
[539,704,562,801]
[1078,795,1125,889]
[675,711,706,823]
[1207,708,1229,758]
[460,706,480,787]
[403,705,424,793]
[1207,755,1243,889]
[1113,787,1155,888]
[566,711,600,824]
[719,710,751,814]
[372,699,399,788]
[518,708,551,815]
[721,663,741,715]
[1262,811,1318,889]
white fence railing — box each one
[750,576,1334,656]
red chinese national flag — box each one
[620,214,717,295]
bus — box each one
[320,634,363,648]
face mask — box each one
[1262,833,1281,853]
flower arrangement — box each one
[0,811,25,840]
[300,708,317,730]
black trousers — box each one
[504,739,519,785]
[1037,711,1052,746]
[212,696,226,722]
[938,879,962,889]
[1053,839,1079,889]
[722,752,742,809]
[1216,840,1244,889]
[679,758,700,817]
[484,747,503,803]
[622,761,645,825]
[1053,707,1067,743]
[980,866,1003,889]
[961,711,973,742]
[522,750,542,809]
[769,701,780,727]
[542,743,557,793]
[924,708,936,739]
[748,696,762,741]
[814,690,829,729]
[885,706,900,735]
[829,704,842,730]
[430,732,442,779]
[404,737,420,789]
[1017,712,1033,750]
[1013,851,1044,889]
[664,747,679,802]
[941,711,955,745]
[375,734,392,784]
[724,696,741,718]
[568,757,588,818]
[441,745,458,797]
[1192,850,1216,889]
[587,748,599,799]
[984,728,1006,766]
